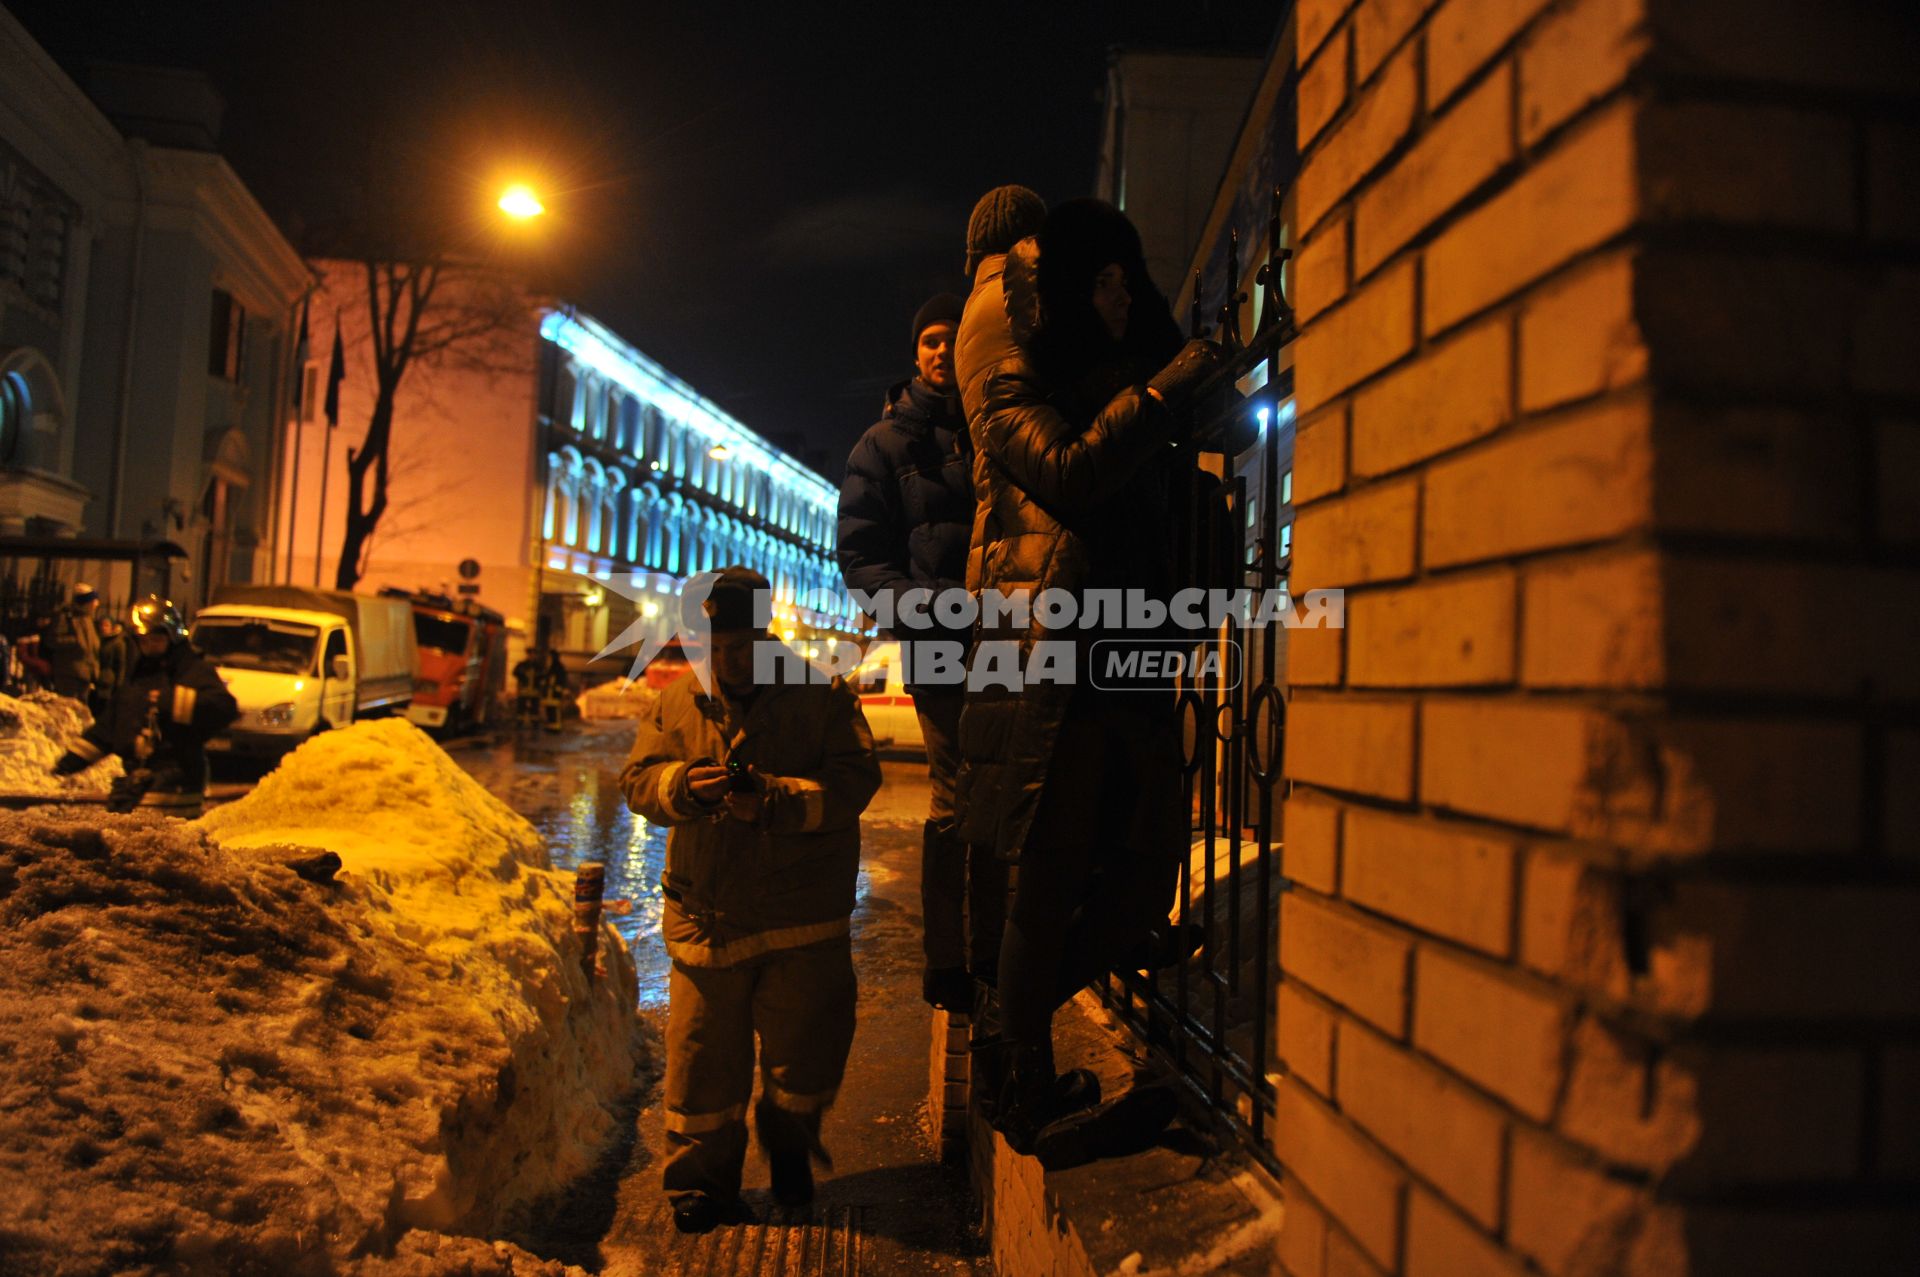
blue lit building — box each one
[533,308,855,660]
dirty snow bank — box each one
[0,719,642,1275]
[0,691,123,795]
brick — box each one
[1299,0,1356,62]
[1286,697,1417,801]
[1880,1046,1920,1177]
[1690,1049,1864,1184]
[1354,0,1431,82]
[1414,948,1567,1120]
[1338,1024,1507,1225]
[1278,980,1339,1095]
[1854,266,1920,398]
[1888,730,1920,862]
[1297,46,1418,234]
[1326,1225,1389,1277]
[1424,395,1652,569]
[1648,882,1920,1023]
[1284,794,1343,892]
[1296,259,1417,413]
[1520,548,1662,689]
[1868,122,1920,244]
[1351,316,1510,477]
[1355,62,1515,276]
[1344,809,1516,954]
[1281,891,1413,1033]
[1653,403,1861,545]
[1679,1205,1920,1277]
[1649,719,1862,855]
[1406,1187,1529,1277]
[1274,1076,1405,1270]
[1348,570,1516,688]
[1288,620,1346,687]
[1292,476,1417,590]
[1665,560,1863,698]
[1292,401,1349,505]
[1518,0,1647,146]
[1878,421,1920,544]
[1295,215,1350,324]
[1425,100,1637,333]
[1300,24,1352,151]
[1653,0,1919,97]
[1518,850,1629,994]
[1637,250,1857,396]
[1276,1174,1330,1276]
[1421,699,1606,833]
[1426,0,1538,106]
[1642,101,1853,233]
[1507,1128,1663,1277]
[1518,251,1645,412]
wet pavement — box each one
[450,720,988,1275]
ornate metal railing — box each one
[1100,186,1295,1175]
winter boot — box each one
[923,966,972,1012]
[756,1098,829,1208]
[988,1042,1103,1156]
[1033,1080,1181,1171]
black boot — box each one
[987,1042,1102,1155]
[756,1099,829,1208]
[923,966,972,1013]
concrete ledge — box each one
[955,991,1284,1276]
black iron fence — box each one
[1099,190,1296,1175]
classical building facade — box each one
[280,261,850,670]
[0,13,308,617]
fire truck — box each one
[382,589,508,735]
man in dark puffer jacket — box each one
[836,293,981,1012]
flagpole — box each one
[283,295,310,583]
[316,316,345,588]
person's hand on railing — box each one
[1146,338,1229,410]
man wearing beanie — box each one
[622,566,882,1233]
[836,293,979,1012]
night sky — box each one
[12,0,1281,475]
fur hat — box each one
[694,565,772,634]
[964,185,1047,277]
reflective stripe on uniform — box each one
[662,1102,747,1135]
[657,761,694,820]
[171,684,197,723]
[789,779,826,831]
[664,916,851,969]
[69,737,106,764]
[764,1080,839,1114]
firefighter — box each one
[52,595,239,818]
[511,649,543,728]
[539,648,570,733]
[48,583,102,703]
[620,566,881,1234]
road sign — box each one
[457,584,481,596]
[458,558,481,580]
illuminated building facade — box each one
[534,310,854,657]
[278,261,850,670]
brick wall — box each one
[1277,0,1920,1273]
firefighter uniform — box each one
[620,641,881,1215]
[54,596,238,818]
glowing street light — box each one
[497,183,545,219]
[708,443,730,459]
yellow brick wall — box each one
[1276,0,1920,1272]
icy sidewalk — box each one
[0,719,644,1275]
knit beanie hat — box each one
[964,184,1047,276]
[689,565,772,634]
[911,293,964,349]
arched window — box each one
[604,470,627,562]
[582,458,606,552]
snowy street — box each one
[451,720,988,1274]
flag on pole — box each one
[290,296,310,413]
[323,316,345,429]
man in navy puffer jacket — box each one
[837,293,981,1011]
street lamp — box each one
[497,183,545,220]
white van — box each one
[850,640,923,755]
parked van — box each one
[850,640,923,754]
[194,585,417,756]
[383,589,508,734]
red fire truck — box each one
[383,589,508,734]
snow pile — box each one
[0,691,124,795]
[0,719,641,1274]
[575,677,656,721]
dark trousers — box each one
[917,690,966,971]
[996,697,1182,1048]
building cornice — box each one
[140,148,311,314]
[0,7,135,212]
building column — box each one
[1274,1,1920,1274]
